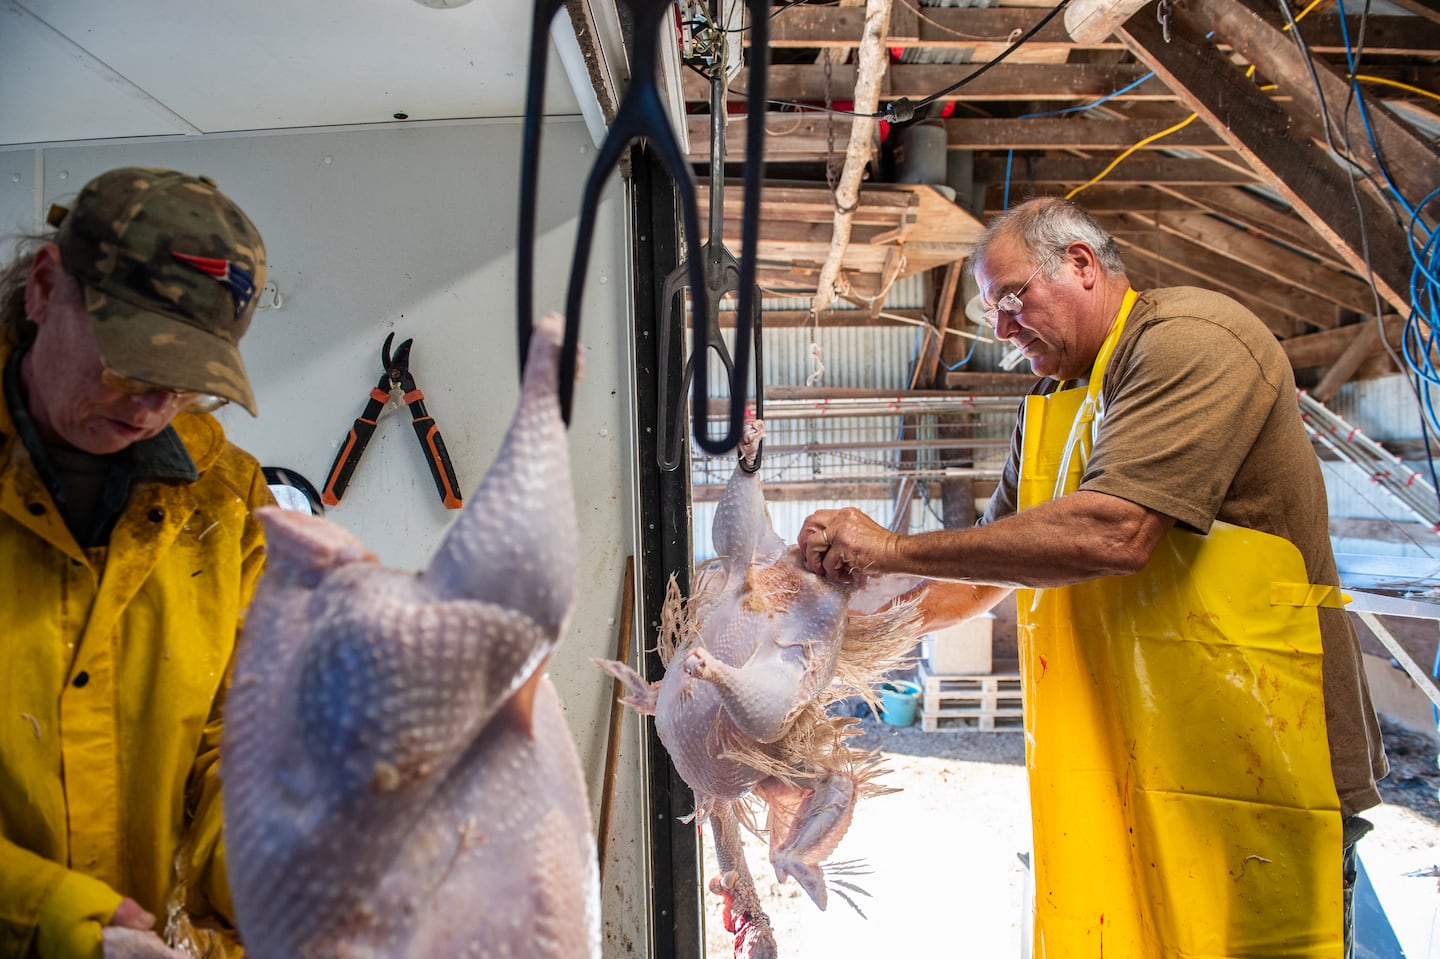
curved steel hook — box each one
[517,0,770,455]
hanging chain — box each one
[1156,0,1173,43]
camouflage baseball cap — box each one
[48,167,267,415]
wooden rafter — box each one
[683,63,1173,103]
[757,5,1439,56]
[978,154,1261,185]
[1190,0,1440,212]
[1103,220,1335,333]
[945,117,1228,151]
[1114,242,1296,334]
[1148,185,1345,272]
[1282,315,1408,368]
[1116,4,1416,314]
[1128,211,1377,314]
[1311,320,1383,402]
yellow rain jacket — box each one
[0,341,269,959]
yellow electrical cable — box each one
[1287,0,1325,28]
[1065,113,1200,200]
[1352,73,1440,102]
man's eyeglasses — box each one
[981,258,1050,328]
[101,369,228,414]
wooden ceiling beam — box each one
[1116,4,1415,314]
[1064,0,1152,44]
[942,371,1045,392]
[718,217,898,246]
[687,115,853,163]
[1104,219,1338,332]
[945,117,1227,151]
[1310,319,1383,401]
[1281,315,1409,367]
[768,4,1117,50]
[761,5,1438,55]
[1111,239,1307,335]
[699,183,915,225]
[1112,239,1301,338]
[1134,211,1378,315]
[683,63,1174,103]
[1148,185,1344,272]
[887,0,918,44]
[975,155,1261,185]
[984,185,1194,215]
[691,114,1241,162]
[1193,0,1440,214]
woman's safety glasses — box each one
[101,368,228,414]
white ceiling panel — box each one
[1,1,199,143]
[1,0,581,147]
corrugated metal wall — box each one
[684,312,1008,561]
[685,311,1437,562]
[691,496,953,561]
[732,325,921,391]
[1332,376,1429,443]
[1323,378,1440,570]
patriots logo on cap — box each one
[172,251,257,318]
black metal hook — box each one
[517,0,770,459]
[657,5,766,472]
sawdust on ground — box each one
[701,718,1440,958]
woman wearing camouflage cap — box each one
[0,167,272,958]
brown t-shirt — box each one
[984,285,1386,815]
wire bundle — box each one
[1322,0,1440,514]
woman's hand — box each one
[102,899,185,958]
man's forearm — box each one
[886,491,1173,588]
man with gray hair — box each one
[800,196,1387,956]
[0,167,271,958]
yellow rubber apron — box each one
[1016,289,1343,958]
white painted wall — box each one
[0,118,651,957]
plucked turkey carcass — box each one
[597,421,925,959]
[222,313,599,958]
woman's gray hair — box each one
[972,196,1126,279]
[0,232,50,347]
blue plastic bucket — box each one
[879,680,921,727]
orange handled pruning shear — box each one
[321,332,463,509]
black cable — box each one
[893,0,1071,120]
[684,61,875,118]
[720,0,830,33]
[684,0,1070,123]
[1279,1,1389,337]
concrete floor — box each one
[700,717,1440,959]
[702,721,1031,958]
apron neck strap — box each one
[1060,287,1138,399]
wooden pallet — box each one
[917,663,1024,733]
[921,712,1025,732]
